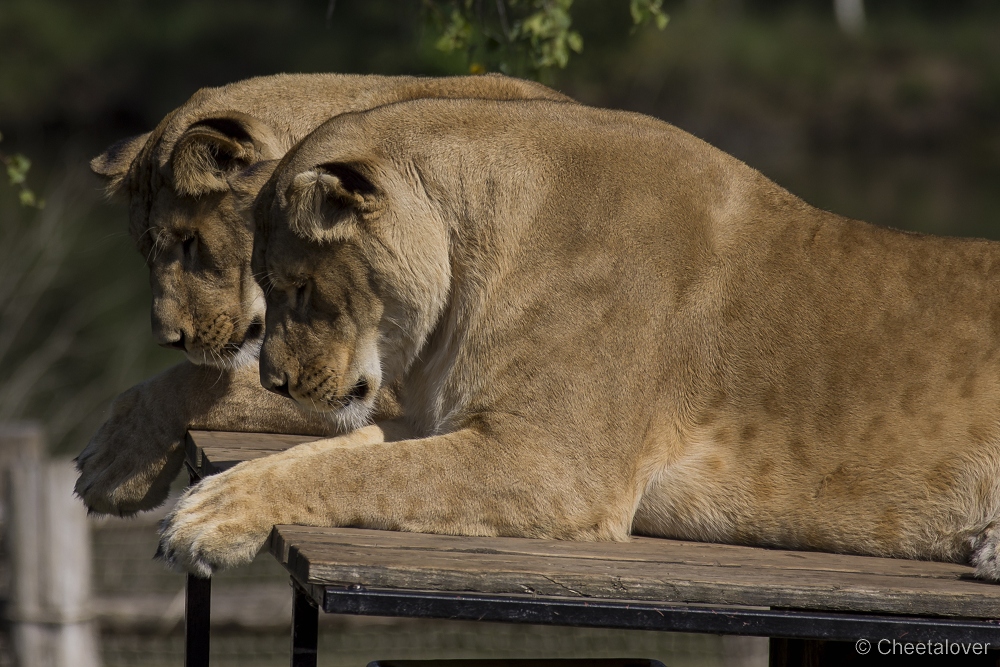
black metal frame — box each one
[292,583,320,667]
[185,467,212,667]
[184,573,1000,667]
[185,574,211,667]
[291,583,1000,646]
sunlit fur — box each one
[161,98,1000,582]
[74,361,336,516]
[80,74,571,518]
[91,73,571,369]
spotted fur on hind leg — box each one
[970,523,1000,582]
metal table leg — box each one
[185,468,211,667]
[186,573,212,667]
[291,581,319,667]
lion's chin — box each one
[292,377,379,433]
[185,318,266,370]
[186,336,263,371]
[319,398,376,433]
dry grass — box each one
[0,158,173,454]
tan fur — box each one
[159,98,1000,581]
[80,74,570,516]
[91,73,570,367]
[73,361,404,515]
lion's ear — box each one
[170,112,281,197]
[285,162,381,242]
[91,132,151,197]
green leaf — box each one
[567,30,583,53]
[7,154,31,186]
[515,0,581,70]
[630,0,669,31]
[435,8,473,54]
[424,0,662,78]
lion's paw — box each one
[157,469,275,578]
[75,391,185,516]
[970,524,1000,582]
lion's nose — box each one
[259,343,296,398]
[151,298,189,351]
[261,369,293,398]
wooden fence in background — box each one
[0,422,99,667]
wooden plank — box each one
[269,526,1000,619]
[270,525,971,581]
[186,431,324,476]
[189,430,323,451]
[198,448,294,468]
[290,548,998,618]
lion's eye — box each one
[181,235,196,260]
[285,281,310,311]
[295,282,311,311]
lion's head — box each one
[251,96,574,431]
[92,110,284,367]
[91,74,570,371]
[253,130,452,430]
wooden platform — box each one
[186,429,321,476]
[268,525,1000,619]
[184,430,1000,664]
[188,429,1000,619]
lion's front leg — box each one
[157,424,390,576]
[75,365,192,517]
[75,361,337,516]
[157,428,638,577]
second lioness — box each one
[76,74,571,516]
[158,97,1000,581]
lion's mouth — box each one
[347,377,370,401]
[328,377,370,410]
[218,318,265,355]
[242,318,264,344]
[190,317,266,368]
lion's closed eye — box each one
[181,234,196,260]
[289,282,311,313]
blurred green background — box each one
[2,0,1000,455]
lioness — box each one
[77,74,571,515]
[157,97,1000,581]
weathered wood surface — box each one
[186,430,323,476]
[271,525,1000,619]
[185,431,1000,620]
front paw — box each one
[75,391,185,516]
[157,465,275,577]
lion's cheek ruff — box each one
[372,244,452,383]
